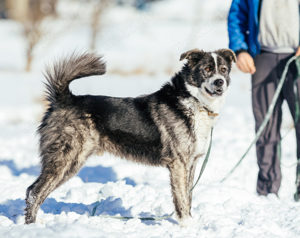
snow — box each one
[0,0,300,237]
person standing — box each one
[228,0,300,198]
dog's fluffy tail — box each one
[44,52,106,106]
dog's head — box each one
[180,48,236,101]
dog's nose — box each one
[214,79,224,87]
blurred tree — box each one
[89,0,110,51]
[23,0,44,72]
[0,0,7,18]
[6,0,58,71]
[6,0,57,21]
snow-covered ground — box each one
[0,0,300,237]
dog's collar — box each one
[200,106,219,117]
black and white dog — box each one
[25,49,236,225]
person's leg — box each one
[252,52,284,196]
[280,54,300,199]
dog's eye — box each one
[220,67,227,73]
[204,67,212,72]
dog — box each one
[25,49,236,225]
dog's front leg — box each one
[167,159,191,225]
[188,160,197,210]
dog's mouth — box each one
[205,87,223,97]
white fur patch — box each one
[194,110,214,157]
[27,191,36,206]
[185,83,226,113]
[211,52,218,72]
[181,98,216,159]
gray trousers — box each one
[252,51,300,195]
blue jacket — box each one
[228,0,261,57]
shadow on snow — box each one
[42,197,132,217]
[78,165,117,183]
[0,197,175,225]
[0,197,131,223]
[0,199,25,223]
[0,160,40,176]
[77,165,137,186]
[0,159,136,186]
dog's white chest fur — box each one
[193,109,215,157]
[183,83,227,158]
[181,99,217,158]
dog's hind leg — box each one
[25,152,92,224]
[25,169,61,223]
[167,159,191,225]
[25,137,96,224]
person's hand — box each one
[236,52,256,74]
[295,47,300,57]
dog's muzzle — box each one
[213,79,224,95]
[205,78,225,97]
[214,78,224,87]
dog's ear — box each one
[180,49,205,67]
[215,49,236,65]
